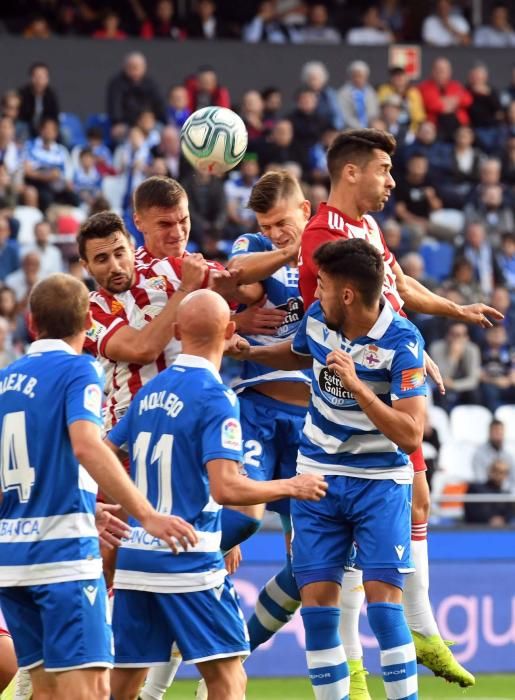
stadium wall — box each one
[0,38,513,118]
[178,531,515,678]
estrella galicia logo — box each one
[275,297,304,337]
[318,367,357,407]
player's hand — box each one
[460,303,504,328]
[224,545,242,575]
[326,349,362,394]
[141,512,199,554]
[95,503,130,549]
[288,473,328,501]
[180,253,208,293]
[208,267,241,300]
[423,350,445,395]
[224,334,251,360]
[235,296,286,335]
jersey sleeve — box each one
[299,229,328,308]
[378,227,396,268]
[390,328,427,401]
[65,356,105,428]
[230,233,272,259]
[107,409,131,450]
[291,307,312,356]
[85,297,129,358]
[201,387,244,464]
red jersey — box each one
[298,202,403,313]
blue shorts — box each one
[0,577,113,671]
[113,578,249,666]
[291,476,413,587]
[239,389,306,515]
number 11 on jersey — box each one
[133,431,174,514]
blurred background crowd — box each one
[0,0,514,523]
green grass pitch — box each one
[165,675,515,699]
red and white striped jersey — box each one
[84,258,183,432]
[134,245,224,275]
[298,202,403,312]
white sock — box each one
[339,568,365,660]
[403,535,440,637]
[13,670,33,700]
[140,653,182,700]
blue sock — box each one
[301,606,349,700]
[247,553,300,650]
[367,602,418,700]
[220,508,261,552]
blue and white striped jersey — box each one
[230,233,310,393]
[108,354,243,594]
[0,340,104,587]
[292,301,427,480]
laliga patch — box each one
[85,320,104,342]
[232,237,250,253]
[84,383,102,417]
[400,368,425,391]
[221,418,242,451]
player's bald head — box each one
[175,290,232,346]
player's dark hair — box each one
[77,211,129,260]
[30,273,89,339]
[314,238,384,307]
[248,170,304,213]
[133,176,186,213]
[326,128,396,183]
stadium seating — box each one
[12,205,43,247]
[428,404,451,443]
[59,112,87,149]
[419,241,455,282]
[431,439,477,520]
[495,405,515,442]
[449,405,492,444]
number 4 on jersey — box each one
[1,411,36,502]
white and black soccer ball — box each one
[180,106,248,175]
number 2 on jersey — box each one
[133,431,174,514]
[1,411,36,502]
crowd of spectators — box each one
[2,1,515,47]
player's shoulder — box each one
[303,204,328,235]
[362,214,382,234]
[231,232,272,256]
[72,352,105,379]
[388,312,424,351]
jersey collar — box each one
[366,303,394,340]
[27,339,78,355]
[319,202,366,228]
[174,353,222,382]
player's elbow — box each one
[399,423,424,455]
[132,343,161,365]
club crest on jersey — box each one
[221,418,242,451]
[111,298,124,314]
[362,344,381,369]
[84,383,102,417]
[147,276,167,292]
[275,297,304,337]
[233,237,250,253]
[318,367,357,407]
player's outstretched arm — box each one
[71,421,198,553]
[227,240,300,284]
[207,459,327,506]
[225,336,312,370]
[393,262,503,327]
[327,349,425,454]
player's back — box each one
[0,340,104,586]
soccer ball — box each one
[180,106,248,175]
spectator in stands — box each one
[472,420,515,488]
[224,155,259,238]
[23,15,52,39]
[466,63,504,154]
[254,119,303,171]
[150,125,185,180]
[0,317,16,369]
[399,251,437,290]
[5,250,41,306]
[72,126,114,176]
[140,0,185,40]
[0,117,21,178]
[287,88,332,172]
[1,90,29,144]
[381,217,409,259]
[429,321,481,410]
[106,52,166,142]
[92,8,128,39]
[421,0,471,46]
[337,60,379,129]
[22,116,76,212]
[501,134,515,185]
[182,170,227,251]
[135,110,161,150]
[22,220,63,277]
[185,65,230,112]
[465,459,514,525]
[0,164,17,211]
[443,256,486,304]
[501,67,515,109]
[239,90,266,143]
[300,61,343,130]
[439,126,482,208]
[296,3,340,44]
[377,66,426,134]
[474,2,515,48]
[491,285,515,346]
[400,120,451,174]
[309,127,338,184]
[0,215,19,282]
[479,324,515,411]
[394,153,455,245]
[18,62,60,138]
[497,232,515,289]
[419,57,472,141]
[186,0,230,39]
[113,126,151,210]
[261,86,283,128]
[465,184,515,245]
[72,147,103,207]
[0,284,27,352]
[379,95,409,146]
[243,1,297,43]
[166,85,191,129]
[346,4,393,45]
[459,221,505,298]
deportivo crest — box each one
[362,344,381,369]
